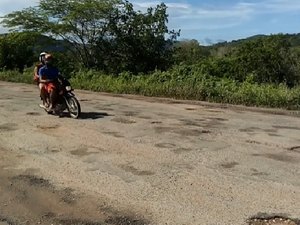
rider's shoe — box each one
[39,104,47,109]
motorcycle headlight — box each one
[66,86,72,91]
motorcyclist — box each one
[34,52,48,106]
[33,52,47,83]
[39,54,60,112]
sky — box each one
[0,0,300,45]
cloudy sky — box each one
[1,0,300,45]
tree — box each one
[2,0,121,68]
[94,2,176,73]
[172,39,210,65]
[0,32,37,72]
[2,0,178,73]
[230,34,300,85]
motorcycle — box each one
[40,76,81,119]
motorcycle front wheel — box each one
[66,96,81,119]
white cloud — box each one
[131,1,256,30]
[1,0,299,41]
[262,0,300,12]
[132,0,300,30]
[131,0,300,43]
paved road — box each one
[0,81,299,225]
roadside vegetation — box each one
[0,0,300,109]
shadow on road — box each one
[79,112,112,120]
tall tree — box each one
[2,0,120,67]
[2,0,178,73]
[230,35,300,85]
[0,32,37,72]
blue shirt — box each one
[39,65,59,80]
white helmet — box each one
[39,52,48,64]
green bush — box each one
[1,66,300,110]
[0,68,33,84]
[69,67,300,109]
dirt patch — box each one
[0,216,17,225]
[272,125,300,131]
[250,168,270,176]
[0,170,151,225]
[195,118,207,122]
[155,143,176,149]
[12,175,52,188]
[137,115,152,119]
[94,106,114,111]
[70,147,99,157]
[120,165,155,176]
[172,148,193,154]
[79,99,91,102]
[0,97,13,100]
[246,140,262,145]
[204,109,224,113]
[185,107,197,111]
[0,123,18,132]
[37,124,60,130]
[49,149,61,153]
[105,215,150,225]
[240,127,261,132]
[220,162,239,169]
[154,126,210,136]
[214,117,228,121]
[102,132,124,138]
[111,117,136,124]
[202,117,225,127]
[57,218,104,225]
[60,188,77,205]
[154,126,174,134]
[268,133,282,137]
[252,153,298,163]
[122,111,140,117]
[251,172,269,176]
[150,121,162,124]
[263,129,278,133]
[179,119,202,127]
[173,128,211,136]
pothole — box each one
[185,108,196,111]
[37,124,60,130]
[248,215,299,225]
[12,175,52,188]
[288,146,300,152]
[155,143,176,149]
[26,112,41,116]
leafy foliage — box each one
[172,39,210,65]
[2,0,177,73]
[0,32,38,72]
[229,35,300,85]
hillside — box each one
[211,33,300,48]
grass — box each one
[0,67,299,110]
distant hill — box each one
[0,32,71,54]
[211,33,300,48]
[33,35,71,53]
